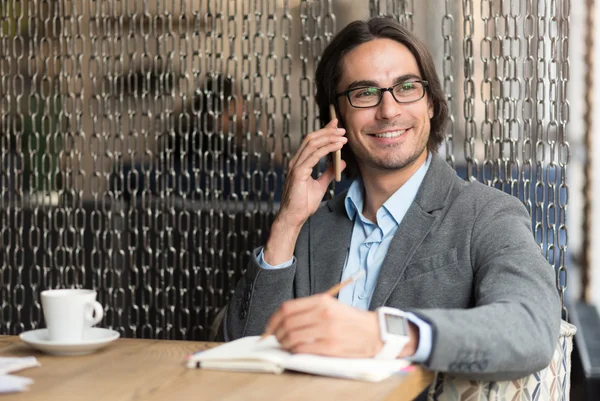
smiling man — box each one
[221,17,560,383]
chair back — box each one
[427,320,577,401]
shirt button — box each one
[358,292,366,300]
[365,243,371,248]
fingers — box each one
[274,313,325,348]
[295,136,346,175]
[278,324,331,353]
[264,295,331,338]
[269,296,334,351]
[316,160,347,192]
[289,121,346,172]
[288,339,337,356]
[292,118,338,160]
[265,297,384,358]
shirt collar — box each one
[344,152,432,224]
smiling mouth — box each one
[370,129,408,139]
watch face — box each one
[385,313,408,336]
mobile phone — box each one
[329,104,342,182]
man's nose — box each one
[375,90,402,120]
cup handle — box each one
[84,301,104,326]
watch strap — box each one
[375,336,409,360]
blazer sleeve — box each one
[408,194,561,381]
[222,247,297,341]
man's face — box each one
[336,38,434,175]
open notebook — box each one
[185,336,411,382]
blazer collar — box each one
[326,152,457,215]
[411,152,458,213]
[320,153,459,308]
[370,153,458,309]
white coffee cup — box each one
[41,289,104,343]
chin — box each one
[376,151,425,171]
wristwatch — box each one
[375,307,411,360]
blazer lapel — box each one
[368,206,436,309]
[369,154,459,310]
[310,195,354,296]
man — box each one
[221,17,561,381]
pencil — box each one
[324,269,366,297]
[259,269,365,340]
[329,104,342,182]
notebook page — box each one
[0,375,34,394]
[0,357,40,375]
[187,336,411,381]
[187,336,291,367]
[283,354,410,382]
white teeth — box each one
[374,129,407,138]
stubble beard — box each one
[352,130,429,173]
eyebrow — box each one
[343,74,423,91]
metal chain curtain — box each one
[459,0,570,318]
[0,0,569,339]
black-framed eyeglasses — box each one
[336,80,429,108]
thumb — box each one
[325,118,339,128]
[317,159,347,190]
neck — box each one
[361,151,428,222]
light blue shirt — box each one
[257,153,433,362]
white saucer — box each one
[19,328,120,356]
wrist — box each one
[273,207,306,231]
[398,322,419,358]
[263,218,302,266]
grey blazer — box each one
[222,153,561,381]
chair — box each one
[209,305,228,342]
[427,320,577,401]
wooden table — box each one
[0,336,434,401]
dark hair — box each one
[315,17,449,179]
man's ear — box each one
[428,102,434,119]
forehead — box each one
[338,38,421,89]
